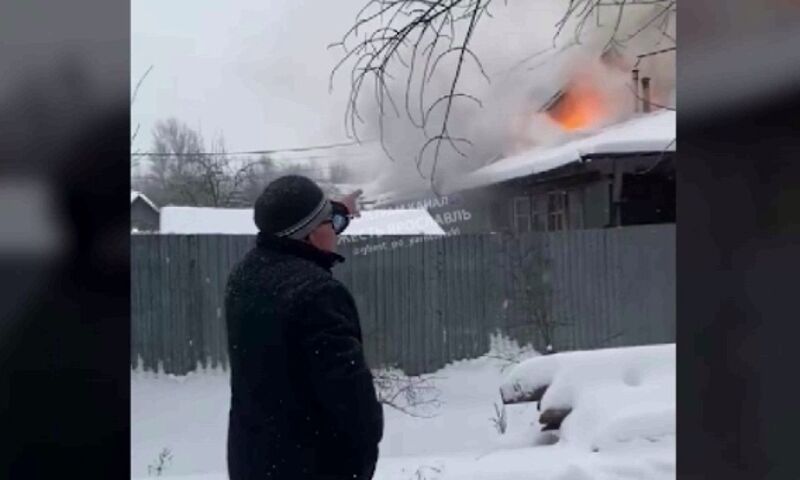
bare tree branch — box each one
[131,65,154,107]
[131,65,154,168]
[623,1,675,43]
[425,0,482,184]
[333,0,486,187]
[131,123,142,146]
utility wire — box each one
[633,46,676,68]
[131,139,374,157]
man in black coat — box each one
[225,175,383,480]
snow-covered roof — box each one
[131,190,159,211]
[160,207,255,234]
[444,110,676,193]
[158,206,445,236]
[343,209,445,236]
[366,189,441,209]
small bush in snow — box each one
[372,366,442,418]
[490,402,508,435]
[147,447,173,477]
[487,331,539,372]
[411,463,443,480]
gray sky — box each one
[131,0,366,154]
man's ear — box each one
[305,228,318,245]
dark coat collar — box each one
[256,232,345,271]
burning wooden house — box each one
[370,107,675,235]
[364,45,675,235]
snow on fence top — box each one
[501,344,676,451]
[445,110,676,193]
[158,206,445,236]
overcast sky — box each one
[131,1,677,192]
[131,0,368,154]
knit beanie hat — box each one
[254,175,332,240]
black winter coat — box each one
[224,234,383,480]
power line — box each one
[634,46,676,68]
[130,139,374,157]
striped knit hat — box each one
[254,175,332,240]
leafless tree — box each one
[329,160,354,185]
[144,118,203,205]
[275,161,322,181]
[142,118,271,207]
[181,135,259,207]
[236,155,280,205]
[332,0,675,188]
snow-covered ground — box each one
[132,341,675,480]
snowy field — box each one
[132,342,675,480]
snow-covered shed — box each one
[158,206,445,236]
[131,191,160,232]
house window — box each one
[530,195,544,231]
[512,196,531,233]
[513,194,545,233]
[547,191,569,231]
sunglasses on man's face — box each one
[325,201,350,235]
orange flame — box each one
[548,81,608,131]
